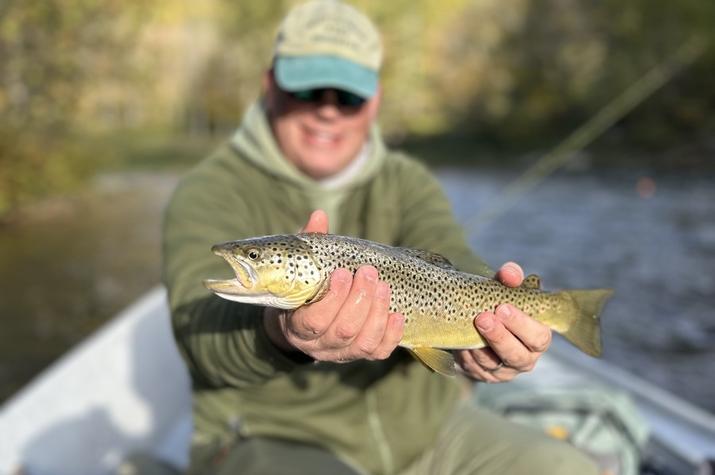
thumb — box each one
[301,209,329,234]
[495,262,524,287]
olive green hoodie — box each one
[162,101,492,474]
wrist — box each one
[263,307,315,364]
[263,307,297,352]
[263,307,296,352]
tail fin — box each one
[558,289,613,357]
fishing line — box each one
[464,36,706,235]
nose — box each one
[315,90,341,119]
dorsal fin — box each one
[399,248,456,270]
[522,274,542,289]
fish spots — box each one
[286,233,562,347]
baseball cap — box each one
[273,0,382,99]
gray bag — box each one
[477,385,649,475]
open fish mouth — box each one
[203,277,246,295]
[203,251,258,295]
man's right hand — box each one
[263,210,405,363]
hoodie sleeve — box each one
[162,150,306,389]
[393,156,494,277]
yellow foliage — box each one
[1,0,713,216]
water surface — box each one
[441,167,715,412]
[1,167,713,414]
[0,173,178,402]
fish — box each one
[204,233,613,376]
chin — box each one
[300,154,353,178]
[304,164,342,179]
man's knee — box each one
[510,439,599,475]
[214,437,359,475]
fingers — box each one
[324,266,379,347]
[373,313,405,360]
[283,266,403,363]
[352,282,391,356]
[467,345,502,371]
[496,303,552,354]
[352,280,404,360]
[352,282,405,360]
[455,349,519,383]
[301,209,329,233]
[475,308,535,371]
[454,261,551,382]
[495,261,524,287]
[466,303,551,382]
[288,268,352,340]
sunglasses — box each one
[287,88,367,108]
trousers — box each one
[194,403,598,475]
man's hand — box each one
[263,210,405,362]
[454,262,552,383]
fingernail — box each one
[361,266,378,282]
[393,314,405,328]
[376,282,389,299]
[496,304,511,318]
[505,261,520,271]
[476,314,494,332]
[332,268,351,284]
[504,262,523,279]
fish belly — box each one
[400,314,488,350]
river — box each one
[1,167,713,414]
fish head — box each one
[203,234,325,309]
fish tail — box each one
[554,289,613,357]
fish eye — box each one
[247,249,260,260]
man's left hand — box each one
[454,262,552,383]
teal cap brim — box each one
[274,55,378,99]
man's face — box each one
[264,71,381,179]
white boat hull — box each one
[1,287,713,474]
[0,287,191,475]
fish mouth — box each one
[203,277,246,295]
[203,248,258,296]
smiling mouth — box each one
[304,127,341,146]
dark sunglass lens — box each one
[336,90,366,107]
[288,88,366,107]
[290,89,319,102]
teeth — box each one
[307,129,337,144]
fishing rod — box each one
[464,35,707,234]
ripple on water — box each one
[440,167,715,414]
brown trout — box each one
[204,233,613,375]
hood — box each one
[230,100,388,232]
[231,100,387,191]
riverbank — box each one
[398,133,715,170]
[4,129,713,226]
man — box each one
[162,1,598,474]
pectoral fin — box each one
[407,347,457,376]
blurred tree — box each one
[104,0,715,154]
[598,0,715,148]
[441,0,715,149]
[183,0,289,135]
[0,0,146,220]
[2,0,714,220]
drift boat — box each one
[0,287,713,474]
